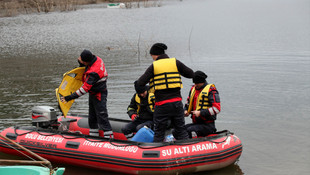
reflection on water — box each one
[1,0,310,174]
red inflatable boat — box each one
[0,106,242,175]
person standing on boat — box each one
[136,43,194,142]
[184,71,221,138]
[61,49,113,139]
[122,81,155,139]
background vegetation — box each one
[0,0,161,17]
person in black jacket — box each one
[122,81,155,139]
[136,43,194,142]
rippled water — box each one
[1,0,310,174]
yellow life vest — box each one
[150,58,183,91]
[134,93,155,114]
[187,84,215,113]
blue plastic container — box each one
[131,126,154,142]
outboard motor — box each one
[32,106,57,129]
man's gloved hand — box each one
[131,114,138,121]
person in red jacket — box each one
[184,71,221,138]
[61,50,113,139]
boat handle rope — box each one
[12,126,232,149]
[108,131,233,149]
[13,126,89,140]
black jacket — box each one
[127,93,154,121]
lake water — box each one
[0,0,309,174]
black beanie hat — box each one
[149,43,168,55]
[193,71,208,84]
[80,49,94,62]
[134,81,147,94]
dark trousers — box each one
[185,123,216,138]
[122,119,154,135]
[88,90,112,132]
[153,101,188,142]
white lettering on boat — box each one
[82,140,104,147]
[25,133,64,143]
[221,136,231,149]
[82,141,138,153]
[162,149,172,156]
[174,146,190,155]
[25,133,38,140]
[161,143,218,157]
[192,143,217,152]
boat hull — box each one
[0,116,242,174]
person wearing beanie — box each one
[184,70,221,138]
[149,43,167,56]
[193,71,208,84]
[80,49,95,63]
[122,81,155,139]
[136,43,194,142]
[61,49,113,139]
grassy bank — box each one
[0,0,162,17]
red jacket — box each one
[80,56,108,94]
[65,56,108,101]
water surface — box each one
[1,0,310,174]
